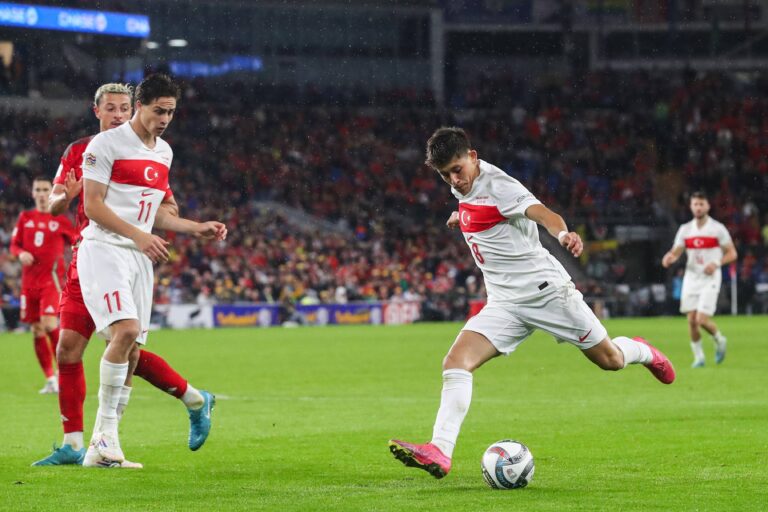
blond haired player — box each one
[389,127,675,479]
[662,192,737,367]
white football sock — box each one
[181,384,204,410]
[690,340,705,361]
[713,331,726,345]
[430,369,473,458]
[612,336,652,367]
[116,385,132,421]
[62,432,84,451]
[96,358,128,436]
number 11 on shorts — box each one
[104,290,122,313]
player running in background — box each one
[662,192,737,368]
[78,74,226,467]
[32,83,218,467]
[389,127,675,479]
[10,178,76,394]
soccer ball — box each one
[481,440,535,489]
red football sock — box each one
[47,327,60,355]
[33,336,55,378]
[58,361,86,433]
[134,349,188,399]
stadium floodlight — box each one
[168,39,188,48]
[146,41,160,49]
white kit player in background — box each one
[662,192,737,368]
[78,74,227,467]
[389,127,676,480]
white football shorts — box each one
[680,273,721,316]
[463,282,608,354]
[77,239,153,345]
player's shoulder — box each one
[708,217,727,229]
[482,160,522,185]
[62,134,96,159]
[155,135,173,154]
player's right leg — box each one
[390,325,502,479]
[23,290,56,393]
[687,310,706,367]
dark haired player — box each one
[389,127,675,479]
[10,178,76,393]
[662,192,737,367]
[33,83,217,467]
[77,74,227,467]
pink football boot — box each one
[633,337,676,384]
[389,439,451,479]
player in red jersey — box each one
[32,83,215,467]
[10,178,76,394]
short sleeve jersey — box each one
[80,122,173,248]
[53,132,174,246]
[453,160,571,303]
[10,209,76,289]
[672,217,733,277]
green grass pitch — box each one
[1,317,767,511]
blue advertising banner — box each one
[0,3,150,38]
[209,302,420,328]
[298,303,383,326]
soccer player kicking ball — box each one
[10,178,76,394]
[32,84,218,467]
[77,74,226,467]
[662,192,737,367]
[389,127,675,479]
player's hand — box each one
[446,211,460,229]
[560,232,583,257]
[64,170,82,200]
[703,262,719,275]
[194,221,227,241]
[661,252,676,268]
[133,232,170,263]
[19,251,34,266]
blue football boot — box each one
[188,390,215,451]
[32,444,85,466]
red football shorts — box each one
[20,285,60,323]
[58,269,96,340]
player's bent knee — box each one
[56,330,88,364]
[695,313,709,325]
[31,323,45,337]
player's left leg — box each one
[696,312,727,364]
[133,350,214,450]
[582,336,675,384]
[696,283,728,364]
[529,283,675,384]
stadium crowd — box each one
[2,70,768,324]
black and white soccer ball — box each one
[481,440,535,489]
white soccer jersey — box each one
[453,160,571,303]
[80,122,173,248]
[672,217,732,277]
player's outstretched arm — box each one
[524,204,583,257]
[83,178,170,262]
[49,170,81,215]
[154,207,227,241]
[661,246,684,268]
